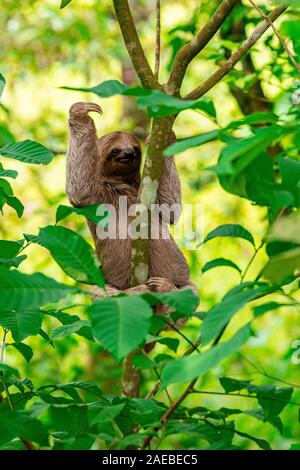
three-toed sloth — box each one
[66,102,198,304]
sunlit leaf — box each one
[161,323,252,386]
[0,140,53,165]
[34,225,105,287]
[202,257,241,274]
[203,224,255,247]
[88,295,152,361]
[0,266,77,310]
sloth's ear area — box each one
[69,102,103,118]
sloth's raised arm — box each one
[66,102,102,207]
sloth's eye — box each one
[111,147,121,156]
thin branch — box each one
[248,0,300,74]
[167,0,240,94]
[145,338,201,400]
[185,4,288,101]
[142,378,198,449]
[112,0,159,89]
[154,0,161,79]
[191,389,300,407]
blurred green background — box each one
[0,0,299,449]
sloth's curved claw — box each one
[69,102,103,117]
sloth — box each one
[66,102,198,305]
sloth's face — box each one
[99,132,142,179]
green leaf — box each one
[34,225,105,287]
[89,403,125,424]
[56,204,110,226]
[224,112,278,131]
[290,443,300,450]
[263,247,300,284]
[0,140,53,165]
[143,288,199,316]
[234,429,271,450]
[46,310,94,341]
[214,125,286,176]
[219,376,252,393]
[131,353,157,369]
[10,342,33,363]
[0,240,23,259]
[50,320,92,340]
[88,295,152,361]
[0,73,5,98]
[0,363,20,380]
[0,168,18,179]
[0,310,42,342]
[60,0,72,8]
[201,285,273,345]
[202,257,241,274]
[156,337,179,352]
[203,224,255,247]
[136,90,216,118]
[164,130,219,156]
[161,323,252,387]
[253,301,287,317]
[254,385,293,420]
[0,409,48,446]
[0,254,27,268]
[0,266,77,310]
[62,80,216,118]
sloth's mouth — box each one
[114,155,135,163]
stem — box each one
[240,241,264,282]
[248,0,300,74]
[0,329,35,450]
[191,389,300,407]
[121,349,141,398]
[112,0,159,89]
[154,0,161,80]
[167,0,240,94]
[185,4,287,101]
[130,116,175,286]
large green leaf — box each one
[56,204,109,226]
[164,130,220,156]
[62,79,216,118]
[50,320,92,341]
[0,409,48,447]
[34,225,105,287]
[136,91,216,118]
[88,295,152,361]
[0,140,53,165]
[60,0,72,8]
[0,239,23,259]
[213,125,287,176]
[202,257,241,274]
[143,288,199,316]
[203,224,255,247]
[219,377,293,420]
[0,266,77,310]
[201,285,273,345]
[161,323,252,387]
[0,168,18,179]
[0,309,42,342]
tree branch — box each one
[112,0,159,89]
[167,0,240,95]
[248,0,300,74]
[154,0,161,79]
[185,4,287,101]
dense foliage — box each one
[0,0,300,450]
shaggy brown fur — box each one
[66,102,198,301]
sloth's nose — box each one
[123,147,135,158]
